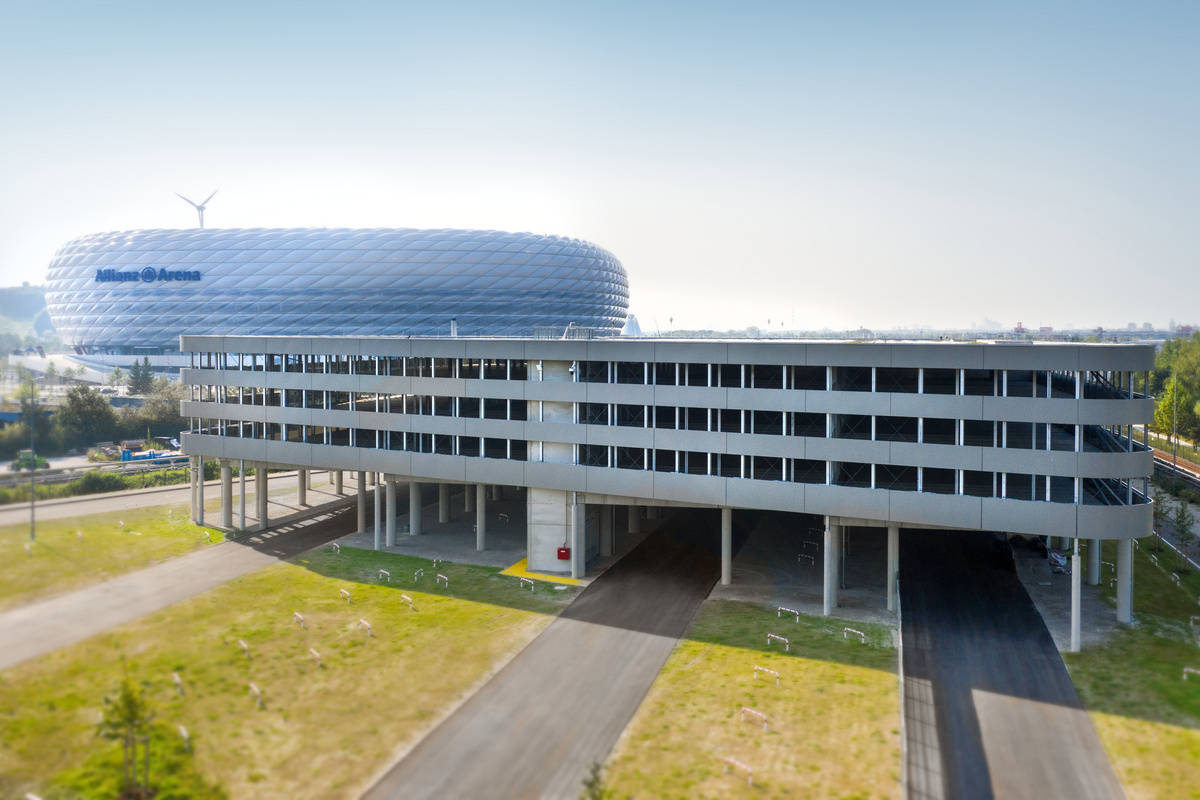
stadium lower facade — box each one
[42,228,629,377]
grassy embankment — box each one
[1065,538,1200,800]
[604,598,900,799]
[0,504,223,611]
[0,546,578,800]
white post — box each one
[1070,539,1082,652]
[823,517,839,616]
[334,470,343,495]
[721,507,732,585]
[409,481,422,536]
[1087,538,1101,586]
[476,483,487,551]
[298,469,307,506]
[570,499,585,578]
[439,483,450,523]
[356,471,367,535]
[220,461,232,529]
[887,524,899,612]
[628,506,641,534]
[373,473,382,551]
[491,484,501,502]
[189,456,198,522]
[196,458,205,526]
[385,479,396,547]
[256,463,268,532]
[239,459,246,531]
[1116,537,1133,623]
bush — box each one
[76,470,128,494]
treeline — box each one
[1151,332,1200,443]
[0,377,186,462]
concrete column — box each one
[646,506,659,520]
[255,464,268,532]
[629,506,641,534]
[1116,537,1133,623]
[476,483,487,551]
[570,499,585,579]
[491,484,501,502]
[189,457,198,522]
[599,505,614,557]
[220,461,233,529]
[297,469,307,506]
[334,470,343,495]
[409,481,422,536]
[370,474,381,550]
[356,471,367,535]
[368,471,376,487]
[466,483,475,512]
[306,469,313,490]
[1087,538,1101,586]
[385,479,396,547]
[887,524,899,612]
[238,459,246,531]
[439,483,450,523]
[1070,541,1082,652]
[823,517,840,616]
[196,459,205,527]
[720,507,732,586]
[1059,536,1071,550]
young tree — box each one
[108,366,124,388]
[55,385,118,448]
[1154,376,1197,443]
[1172,498,1196,549]
[1151,485,1169,536]
[96,676,155,798]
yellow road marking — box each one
[499,557,584,586]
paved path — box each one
[0,503,354,672]
[900,530,1124,800]
[363,514,721,800]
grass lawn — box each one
[603,599,900,799]
[1064,539,1200,800]
[0,504,223,611]
[0,546,577,800]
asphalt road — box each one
[0,503,354,672]
[900,530,1124,800]
[363,512,723,800]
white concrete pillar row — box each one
[255,464,268,532]
[385,479,396,547]
[297,469,307,506]
[1087,538,1101,586]
[1070,540,1082,652]
[356,471,367,535]
[476,483,487,551]
[720,507,732,586]
[409,481,423,536]
[439,483,450,523]
[220,461,233,529]
[887,524,899,612]
[1116,537,1133,623]
[822,517,840,616]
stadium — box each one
[41,227,630,375]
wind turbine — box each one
[175,189,218,228]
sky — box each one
[0,1,1197,332]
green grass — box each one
[0,546,578,800]
[1064,538,1200,799]
[0,504,223,611]
[604,599,899,799]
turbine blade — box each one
[201,189,218,206]
[175,193,200,209]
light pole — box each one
[1173,370,1179,493]
[27,387,36,543]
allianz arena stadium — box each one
[44,228,630,354]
